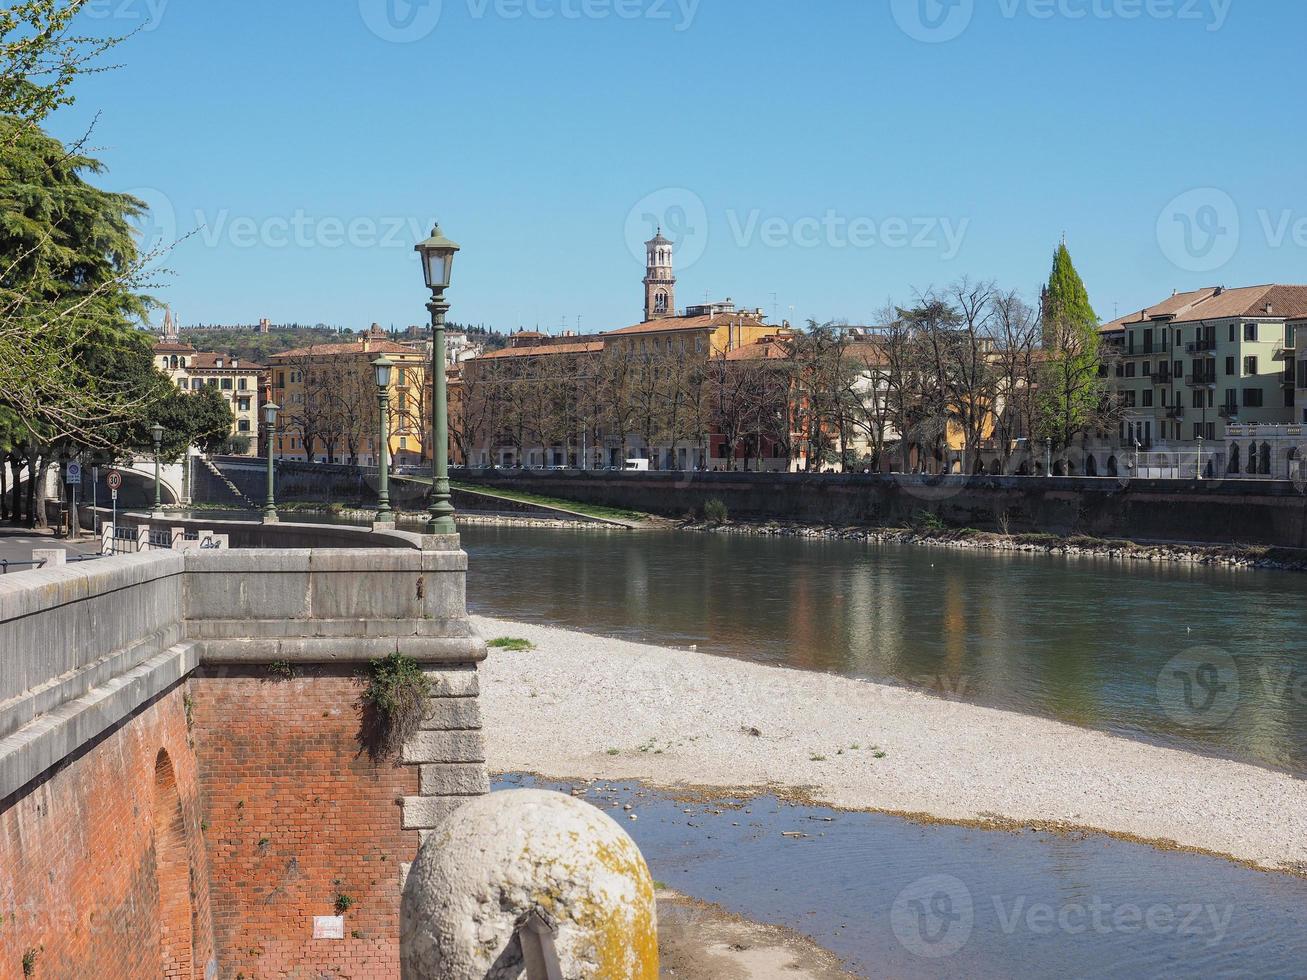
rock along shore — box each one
[475,615,1307,876]
[679,521,1307,572]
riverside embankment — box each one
[475,615,1307,875]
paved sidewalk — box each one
[0,526,99,568]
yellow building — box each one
[153,341,264,454]
[268,326,428,466]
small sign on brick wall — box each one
[313,915,345,939]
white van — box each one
[623,459,650,472]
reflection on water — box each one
[456,524,1307,774]
[499,775,1307,979]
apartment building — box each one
[153,342,264,454]
[1101,285,1307,451]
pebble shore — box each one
[476,615,1307,875]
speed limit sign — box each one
[106,470,123,491]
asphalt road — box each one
[0,527,99,570]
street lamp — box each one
[150,423,164,518]
[1044,438,1052,477]
[1196,434,1204,481]
[263,402,280,523]
[415,223,460,535]
[373,355,395,525]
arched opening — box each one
[153,749,194,979]
[1228,443,1240,475]
[1017,459,1031,476]
[988,458,1002,475]
[1107,455,1118,476]
[1260,442,1272,475]
[1085,455,1098,477]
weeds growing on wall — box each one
[359,653,430,762]
[703,498,728,524]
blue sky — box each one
[53,0,1306,333]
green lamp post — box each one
[372,355,395,525]
[415,224,460,535]
[263,402,280,523]
[150,423,165,517]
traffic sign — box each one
[111,489,118,502]
[106,470,123,491]
[66,462,81,485]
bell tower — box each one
[643,229,676,321]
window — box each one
[1123,390,1137,408]
[276,371,285,388]
[1142,361,1151,376]
[238,378,248,390]
[1245,322,1258,341]
[1229,324,1237,343]
[1174,360,1183,377]
[237,419,250,433]
[1226,356,1236,376]
[1142,389,1153,408]
[1244,356,1258,375]
[1243,388,1264,408]
[1192,390,1203,408]
[221,378,233,390]
[1143,329,1153,354]
[1193,424,1203,440]
[237,398,250,411]
[191,379,201,391]
[1125,362,1136,378]
[177,379,186,388]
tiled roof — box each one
[1099,285,1307,333]
[153,342,197,353]
[268,340,425,360]
[476,340,604,359]
[187,352,265,371]
[603,313,767,336]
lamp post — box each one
[263,402,280,523]
[373,355,395,525]
[415,224,460,536]
[1044,438,1052,477]
[150,424,165,518]
[1196,434,1204,481]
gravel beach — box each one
[475,615,1307,874]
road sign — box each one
[66,462,81,485]
[106,470,123,491]
[111,489,118,502]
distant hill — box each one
[168,326,355,362]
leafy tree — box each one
[1036,243,1116,458]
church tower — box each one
[643,229,676,321]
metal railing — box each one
[0,553,104,575]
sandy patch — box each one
[475,616,1307,873]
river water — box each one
[499,774,1307,978]
[456,524,1307,775]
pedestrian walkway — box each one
[0,527,99,565]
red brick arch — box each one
[153,749,195,978]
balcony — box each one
[1149,371,1172,385]
[1186,339,1217,355]
[1185,373,1217,388]
[1219,406,1239,420]
[1166,406,1185,420]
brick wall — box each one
[0,685,215,980]
[189,664,484,977]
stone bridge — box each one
[0,521,486,978]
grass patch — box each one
[449,480,648,523]
[487,637,535,652]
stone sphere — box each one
[401,789,658,979]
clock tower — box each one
[643,228,676,321]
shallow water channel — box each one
[498,774,1307,979]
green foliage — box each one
[1,0,121,134]
[487,637,534,652]
[1036,243,1111,450]
[703,498,728,524]
[333,893,355,916]
[359,653,430,761]
[265,660,296,681]
[912,509,948,532]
